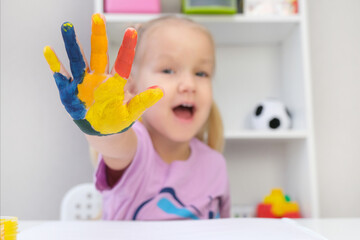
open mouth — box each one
[173,104,195,120]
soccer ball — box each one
[251,99,292,130]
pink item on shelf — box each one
[104,0,161,13]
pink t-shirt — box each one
[95,121,231,220]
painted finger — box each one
[127,86,164,119]
[43,46,72,90]
[43,46,71,76]
[112,28,137,79]
[61,22,87,81]
[91,13,108,74]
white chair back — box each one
[60,183,102,220]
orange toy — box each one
[256,188,301,218]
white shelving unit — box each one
[95,0,318,218]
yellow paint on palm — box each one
[43,46,60,72]
[91,14,108,74]
[85,73,163,134]
[85,73,128,134]
[77,73,107,108]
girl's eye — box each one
[196,71,209,77]
[162,69,174,74]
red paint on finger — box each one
[122,28,137,49]
[148,85,159,89]
[114,29,137,79]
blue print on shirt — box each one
[132,187,220,220]
[157,198,199,219]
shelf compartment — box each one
[103,13,300,45]
[213,25,307,134]
[225,139,315,217]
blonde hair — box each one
[133,15,224,153]
[196,102,224,152]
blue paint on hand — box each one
[54,72,86,120]
[61,22,86,80]
[51,22,87,120]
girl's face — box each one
[132,21,215,144]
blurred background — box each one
[1,0,359,219]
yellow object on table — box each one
[0,216,18,240]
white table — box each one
[17,218,360,240]
[296,218,360,240]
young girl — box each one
[44,13,230,220]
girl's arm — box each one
[86,128,137,171]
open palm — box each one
[44,14,163,136]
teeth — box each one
[181,104,193,108]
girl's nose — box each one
[178,73,196,93]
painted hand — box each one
[44,14,163,136]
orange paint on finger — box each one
[91,13,108,74]
[115,29,137,79]
[77,73,107,109]
[91,14,105,34]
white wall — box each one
[308,0,360,217]
[1,0,94,219]
[1,0,359,219]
